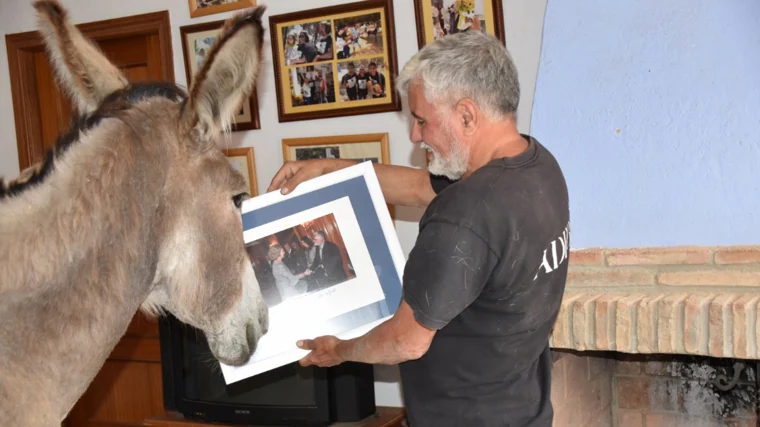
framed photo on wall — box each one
[187,0,256,19]
[219,162,406,383]
[413,0,505,48]
[179,20,261,131]
[282,133,395,219]
[268,0,402,123]
[222,147,258,196]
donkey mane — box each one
[0,81,188,201]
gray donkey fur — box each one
[0,1,270,426]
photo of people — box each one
[195,0,243,9]
[429,0,487,41]
[295,146,340,160]
[337,57,387,102]
[288,64,335,106]
[282,20,334,66]
[245,213,356,307]
[192,35,216,70]
[333,13,383,59]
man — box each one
[340,62,359,101]
[308,231,347,290]
[267,31,569,427]
[367,62,386,98]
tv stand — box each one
[143,406,406,427]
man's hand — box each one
[297,335,344,367]
[267,159,356,195]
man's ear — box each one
[456,99,479,136]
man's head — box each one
[396,31,520,180]
[347,63,356,75]
[314,231,326,245]
[369,62,378,76]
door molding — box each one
[5,10,174,171]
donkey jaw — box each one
[208,261,269,367]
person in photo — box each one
[268,244,311,301]
[367,62,386,98]
[268,31,569,427]
[340,63,359,101]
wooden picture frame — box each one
[413,0,505,48]
[223,147,258,196]
[268,0,402,123]
[282,133,395,220]
[187,0,256,19]
[179,20,261,131]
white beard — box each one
[420,131,470,181]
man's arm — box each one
[296,300,435,367]
[267,158,437,208]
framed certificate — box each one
[220,161,405,383]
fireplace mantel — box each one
[550,246,760,359]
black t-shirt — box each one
[399,135,569,427]
[341,73,358,98]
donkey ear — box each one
[33,0,129,115]
[182,6,266,143]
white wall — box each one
[0,0,547,407]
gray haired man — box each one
[268,31,570,427]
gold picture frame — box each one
[188,0,256,19]
[223,147,258,196]
[282,133,395,219]
[413,0,505,48]
[268,0,402,123]
[179,20,261,131]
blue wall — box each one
[530,0,760,248]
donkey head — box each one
[34,0,268,366]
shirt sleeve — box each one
[402,220,498,330]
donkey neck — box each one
[0,109,176,424]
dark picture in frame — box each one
[413,0,505,48]
[179,20,261,131]
[268,0,402,123]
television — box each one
[157,313,377,426]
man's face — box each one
[314,234,325,245]
[369,65,377,75]
[407,83,470,180]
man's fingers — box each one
[296,339,314,349]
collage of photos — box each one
[278,10,389,110]
[429,0,488,41]
[245,213,357,308]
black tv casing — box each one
[158,314,376,426]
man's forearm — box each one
[324,159,435,208]
[335,319,424,365]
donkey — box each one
[0,1,269,425]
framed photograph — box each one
[188,0,256,19]
[179,20,261,131]
[222,147,258,196]
[281,133,395,219]
[219,162,405,383]
[268,0,402,123]
[413,0,505,48]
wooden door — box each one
[6,11,174,427]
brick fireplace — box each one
[549,246,760,426]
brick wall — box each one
[551,246,760,359]
[551,350,613,426]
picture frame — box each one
[220,162,406,383]
[413,0,505,48]
[187,0,256,19]
[281,133,395,220]
[222,147,258,196]
[268,0,402,123]
[179,20,261,131]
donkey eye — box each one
[232,193,248,209]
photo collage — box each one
[429,0,489,42]
[279,10,390,108]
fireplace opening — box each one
[551,349,760,426]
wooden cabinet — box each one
[143,407,407,427]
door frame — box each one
[5,10,174,171]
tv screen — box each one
[180,326,318,406]
[158,314,376,426]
